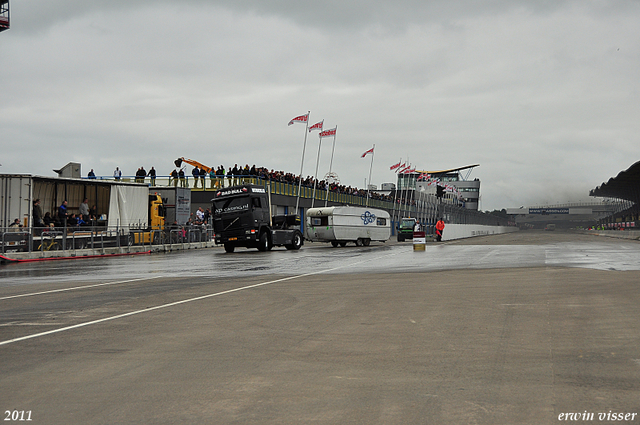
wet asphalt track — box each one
[1,231,639,424]
[1,231,639,289]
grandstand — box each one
[507,160,640,229]
[506,201,628,230]
[590,160,640,228]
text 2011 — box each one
[4,411,32,421]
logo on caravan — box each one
[361,211,376,225]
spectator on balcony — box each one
[135,167,146,183]
[58,201,68,226]
[33,199,44,227]
[170,169,178,187]
[9,219,22,232]
[43,212,54,227]
[179,168,187,187]
[192,166,200,188]
[79,198,90,222]
[67,213,78,227]
[199,167,207,188]
[147,167,157,186]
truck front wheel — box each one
[286,231,303,250]
[257,232,270,252]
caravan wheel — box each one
[362,238,371,246]
[355,238,364,247]
[331,241,339,248]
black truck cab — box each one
[212,184,303,253]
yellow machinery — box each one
[133,193,166,244]
[174,157,213,173]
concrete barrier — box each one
[0,241,216,263]
[442,224,519,241]
[583,230,640,241]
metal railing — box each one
[82,174,511,230]
[1,225,214,255]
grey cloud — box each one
[2,0,640,210]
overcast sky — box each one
[1,0,638,210]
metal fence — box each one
[1,225,214,255]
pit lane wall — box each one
[441,224,519,241]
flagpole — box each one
[325,126,337,207]
[366,144,375,207]
[400,160,409,219]
[409,171,417,217]
[311,133,322,209]
[295,111,310,215]
[391,157,401,225]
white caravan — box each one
[305,206,390,247]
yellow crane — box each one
[174,157,213,173]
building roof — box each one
[415,164,480,175]
[589,160,640,203]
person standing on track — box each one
[435,218,445,242]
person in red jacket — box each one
[435,218,445,242]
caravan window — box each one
[377,218,387,226]
[310,216,328,226]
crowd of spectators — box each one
[29,198,99,231]
[192,163,402,204]
[100,162,416,205]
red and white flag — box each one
[319,127,336,138]
[309,120,323,132]
[395,162,406,173]
[361,147,374,158]
[403,167,416,174]
[288,113,309,126]
[399,164,412,173]
[389,161,402,171]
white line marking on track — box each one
[0,276,164,301]
[0,251,400,347]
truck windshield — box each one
[213,197,250,216]
[401,219,415,228]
